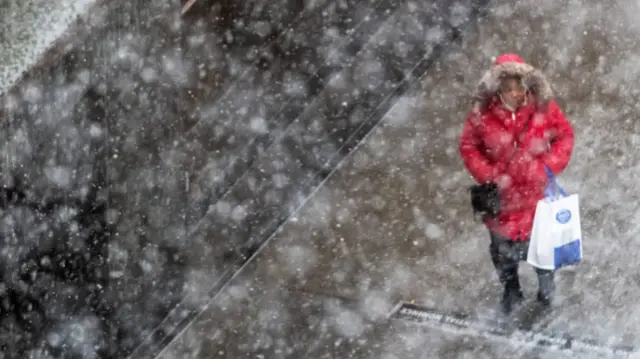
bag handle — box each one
[544,166,567,198]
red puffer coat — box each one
[459,53,574,240]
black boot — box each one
[537,291,551,306]
[489,234,526,314]
[501,280,524,314]
[535,268,555,307]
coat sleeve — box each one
[459,111,496,183]
[543,100,574,174]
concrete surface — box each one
[127,0,468,356]
[157,1,640,358]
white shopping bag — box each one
[527,168,582,270]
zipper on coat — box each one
[512,112,517,148]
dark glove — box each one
[469,182,500,218]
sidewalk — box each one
[157,0,640,358]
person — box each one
[458,53,574,313]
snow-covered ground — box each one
[157,1,640,358]
[0,0,98,94]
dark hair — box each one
[499,74,525,87]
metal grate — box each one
[390,301,635,358]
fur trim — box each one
[473,61,553,107]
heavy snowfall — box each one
[1,0,640,358]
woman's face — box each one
[499,77,526,109]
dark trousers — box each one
[489,233,555,298]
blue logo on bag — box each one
[556,209,571,224]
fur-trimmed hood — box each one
[473,53,553,108]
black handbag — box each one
[469,182,500,217]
